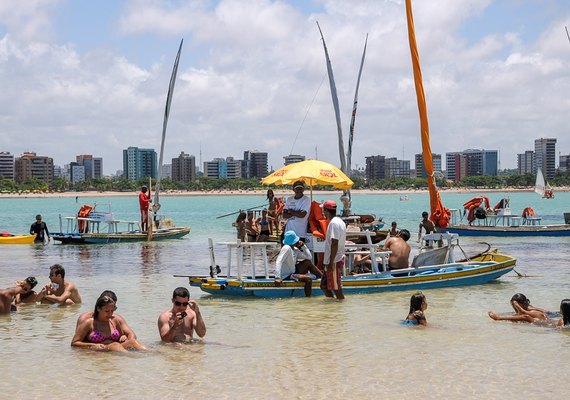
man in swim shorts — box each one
[320,200,346,300]
[158,287,206,343]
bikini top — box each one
[88,320,121,343]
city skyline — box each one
[1,1,570,174]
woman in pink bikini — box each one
[71,295,146,352]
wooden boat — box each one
[52,203,191,244]
[445,198,570,237]
[0,234,36,244]
[182,233,516,297]
[54,40,191,245]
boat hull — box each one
[186,253,516,298]
[0,234,36,244]
[445,224,570,237]
[53,227,191,244]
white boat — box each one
[535,167,554,199]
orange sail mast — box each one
[405,0,450,228]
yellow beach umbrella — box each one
[261,159,353,190]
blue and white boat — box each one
[184,233,516,298]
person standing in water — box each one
[30,214,50,243]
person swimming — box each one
[401,292,428,326]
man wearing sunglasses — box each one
[158,287,206,343]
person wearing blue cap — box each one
[274,230,322,297]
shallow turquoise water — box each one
[1,191,569,399]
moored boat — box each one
[0,233,36,244]
[183,233,516,297]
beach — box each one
[3,186,567,200]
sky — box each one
[1,0,570,175]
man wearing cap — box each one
[282,180,311,241]
[274,230,322,297]
[320,200,346,300]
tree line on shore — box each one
[1,172,569,193]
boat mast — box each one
[153,39,184,223]
[405,0,449,228]
[343,33,369,215]
[316,22,346,174]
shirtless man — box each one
[0,277,38,314]
[36,264,82,305]
[14,277,39,305]
[382,229,411,270]
[158,287,206,343]
[75,290,137,341]
[417,211,436,243]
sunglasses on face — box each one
[174,301,189,307]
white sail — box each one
[534,168,546,197]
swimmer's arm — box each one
[158,313,180,343]
[43,287,72,304]
[115,315,137,340]
[190,301,206,338]
[71,321,97,349]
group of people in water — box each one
[0,264,207,352]
[402,291,570,328]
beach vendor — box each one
[320,200,346,300]
[274,230,322,297]
[139,185,151,232]
[282,180,311,241]
[30,214,50,243]
[158,287,206,343]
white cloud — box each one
[0,0,569,174]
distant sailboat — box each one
[535,167,554,199]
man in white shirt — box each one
[320,200,346,300]
[275,230,322,297]
[282,180,311,240]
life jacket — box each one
[493,198,509,211]
[463,196,490,223]
[308,200,329,239]
[77,205,94,233]
[522,207,535,218]
[432,205,451,229]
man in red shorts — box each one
[320,200,346,300]
[139,185,151,232]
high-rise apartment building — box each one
[445,149,498,181]
[242,150,268,178]
[122,147,157,181]
[517,150,534,175]
[534,138,557,180]
[172,152,196,182]
[560,154,570,173]
[365,155,386,180]
[204,157,242,179]
[385,158,411,178]
[14,152,54,186]
[283,154,305,166]
[76,155,103,179]
[0,151,15,180]
[414,153,442,179]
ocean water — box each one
[1,191,569,399]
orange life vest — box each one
[308,200,329,239]
[77,205,93,233]
[521,207,535,218]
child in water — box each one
[556,299,570,328]
[402,292,428,326]
[488,293,548,323]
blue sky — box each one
[1,0,570,175]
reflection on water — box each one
[1,194,570,398]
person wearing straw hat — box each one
[282,180,311,241]
[320,200,346,300]
[274,230,322,297]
